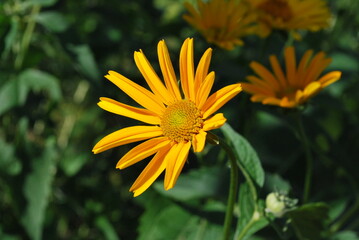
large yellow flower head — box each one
[183,0,257,50]
[93,38,242,196]
[245,0,332,38]
[241,46,341,108]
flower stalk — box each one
[218,136,258,240]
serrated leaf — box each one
[221,123,265,187]
[21,138,58,240]
[35,11,69,32]
[286,202,329,240]
[153,166,228,201]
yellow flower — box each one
[183,0,258,50]
[92,38,242,196]
[241,46,341,108]
[245,0,332,38]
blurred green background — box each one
[1,0,358,239]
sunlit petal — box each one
[192,131,207,153]
[164,141,191,190]
[116,137,171,169]
[202,83,242,118]
[105,71,165,115]
[98,97,161,125]
[130,145,172,197]
[92,126,162,154]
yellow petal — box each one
[164,141,191,190]
[202,83,242,119]
[241,82,275,96]
[262,97,282,106]
[105,71,165,115]
[194,48,212,91]
[317,71,341,87]
[92,126,162,154]
[134,50,175,105]
[116,137,171,169]
[157,40,182,100]
[279,97,297,108]
[246,75,277,94]
[269,55,287,88]
[250,94,268,102]
[250,61,281,91]
[302,52,327,86]
[130,145,172,197]
[196,71,215,108]
[180,38,195,101]
[98,97,161,125]
[296,50,314,87]
[192,131,207,153]
[203,113,227,131]
[284,46,297,86]
[303,81,321,98]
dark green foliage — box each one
[1,0,359,239]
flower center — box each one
[258,0,293,21]
[161,100,203,143]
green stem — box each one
[219,139,239,240]
[15,4,41,70]
[295,113,313,203]
[218,137,259,240]
[236,214,258,240]
[330,197,359,234]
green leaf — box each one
[1,17,20,60]
[68,44,101,81]
[21,138,58,240]
[35,11,69,32]
[0,137,22,175]
[137,191,222,240]
[264,173,291,193]
[27,0,57,7]
[286,202,329,240]
[60,152,89,177]
[95,216,119,240]
[18,69,62,103]
[221,123,265,187]
[153,166,228,201]
[0,79,19,116]
[329,53,359,72]
[330,231,359,240]
[235,183,269,239]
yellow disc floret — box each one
[161,100,203,143]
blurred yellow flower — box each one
[241,46,341,108]
[183,0,257,50]
[245,0,332,38]
[92,38,242,196]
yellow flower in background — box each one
[241,46,341,108]
[183,0,258,50]
[245,0,332,38]
[93,38,242,196]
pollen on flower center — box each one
[258,0,293,21]
[161,100,203,143]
